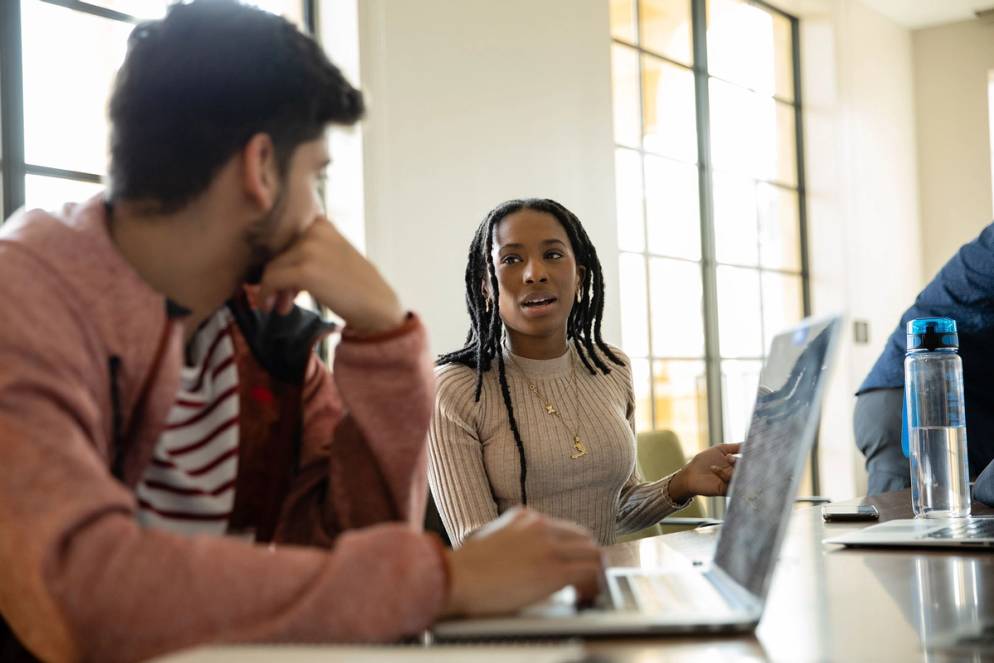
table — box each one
[158,491,994,663]
[588,490,994,662]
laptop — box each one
[824,514,994,549]
[434,314,842,639]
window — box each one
[610,0,814,492]
[1,0,309,220]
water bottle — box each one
[904,318,971,518]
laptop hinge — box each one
[704,566,763,616]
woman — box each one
[429,198,739,546]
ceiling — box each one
[858,0,994,29]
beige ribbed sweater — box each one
[428,345,688,546]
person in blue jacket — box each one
[856,222,994,496]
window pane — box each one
[615,149,645,252]
[81,1,169,19]
[758,184,801,271]
[640,0,692,66]
[709,80,796,185]
[619,253,650,357]
[612,44,642,148]
[645,156,700,259]
[706,0,794,101]
[88,1,305,27]
[713,173,759,266]
[24,175,103,211]
[610,0,638,43]
[721,359,762,443]
[773,12,794,102]
[22,1,133,176]
[642,55,697,163]
[761,272,804,352]
[243,0,305,27]
[716,265,763,358]
[773,101,798,186]
[631,357,653,433]
[650,258,705,357]
[652,359,709,457]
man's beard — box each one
[243,188,286,285]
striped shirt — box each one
[137,308,240,536]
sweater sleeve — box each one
[274,314,437,544]
[612,350,692,535]
[0,256,447,663]
[426,365,500,547]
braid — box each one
[543,199,623,374]
[495,348,528,503]
[437,198,625,505]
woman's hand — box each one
[668,442,741,503]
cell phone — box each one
[821,504,880,522]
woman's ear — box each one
[576,264,588,296]
[241,132,279,212]
[481,278,492,309]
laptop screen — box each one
[713,315,840,602]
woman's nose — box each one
[523,259,549,283]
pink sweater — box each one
[0,198,446,662]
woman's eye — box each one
[501,255,521,265]
[546,251,564,260]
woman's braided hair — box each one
[437,198,623,503]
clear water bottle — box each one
[905,318,971,518]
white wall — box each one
[912,19,994,278]
[318,0,365,253]
[356,0,619,359]
[765,0,921,499]
[345,0,925,500]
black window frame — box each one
[0,0,316,222]
[612,0,816,493]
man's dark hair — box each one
[107,0,364,212]
[437,198,623,504]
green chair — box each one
[616,429,712,543]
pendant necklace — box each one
[507,348,587,460]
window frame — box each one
[613,0,815,492]
[0,0,316,221]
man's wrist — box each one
[344,304,406,337]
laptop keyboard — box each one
[923,518,994,540]
[610,571,730,614]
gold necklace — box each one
[507,348,588,460]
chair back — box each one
[636,429,705,519]
[616,429,708,543]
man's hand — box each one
[258,217,405,335]
[441,509,603,619]
[668,442,741,503]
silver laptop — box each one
[825,514,994,549]
[434,314,842,639]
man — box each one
[856,221,994,495]
[0,2,602,661]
